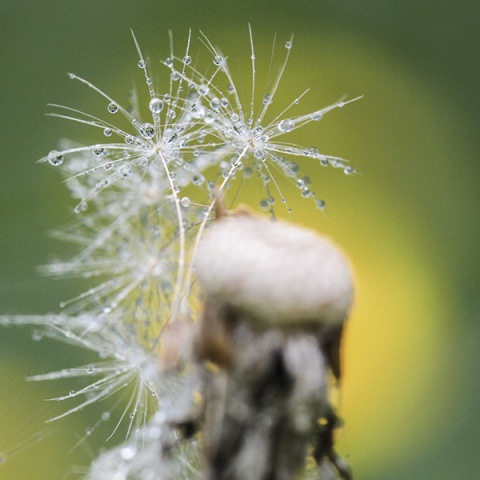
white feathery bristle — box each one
[194,213,354,327]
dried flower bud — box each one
[194,212,354,328]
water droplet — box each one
[227,84,235,94]
[121,446,136,460]
[296,179,305,188]
[171,70,180,81]
[87,366,94,374]
[122,167,133,178]
[344,166,355,175]
[301,187,311,197]
[197,84,209,96]
[316,199,326,210]
[220,97,229,108]
[104,162,112,170]
[146,77,153,86]
[285,40,292,49]
[311,112,322,121]
[101,412,111,421]
[165,56,173,67]
[149,98,164,114]
[125,135,135,144]
[180,196,191,208]
[278,119,294,133]
[69,390,76,397]
[103,127,113,137]
[32,330,43,341]
[138,59,146,68]
[92,146,106,157]
[140,123,155,139]
[192,174,204,186]
[210,98,221,111]
[260,199,269,210]
[183,55,192,65]
[107,102,119,114]
[213,55,223,66]
[67,73,75,79]
[48,150,64,166]
[263,94,273,105]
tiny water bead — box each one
[285,40,293,49]
[107,102,119,114]
[149,98,164,114]
[92,146,106,157]
[213,55,224,66]
[48,150,64,166]
[180,196,191,208]
[183,55,192,65]
[278,119,295,133]
[140,123,155,139]
[138,59,146,68]
[210,98,221,111]
[103,127,113,137]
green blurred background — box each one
[1,1,479,479]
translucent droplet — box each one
[285,40,293,49]
[32,330,43,341]
[263,93,273,105]
[122,167,132,178]
[220,97,229,108]
[149,98,164,113]
[140,123,155,139]
[320,158,329,167]
[146,77,153,86]
[278,119,294,133]
[227,84,235,94]
[192,174,204,186]
[107,102,119,114]
[344,166,355,175]
[138,59,146,68]
[164,56,173,67]
[183,55,192,65]
[67,73,75,79]
[171,71,180,81]
[197,84,209,96]
[48,150,64,166]
[104,162,112,170]
[101,412,111,421]
[87,366,94,374]
[296,179,305,188]
[92,146,105,157]
[316,199,326,210]
[121,446,137,461]
[69,390,76,397]
[213,55,223,66]
[180,196,191,208]
[125,135,135,144]
[210,98,221,110]
[103,127,113,137]
[260,199,269,210]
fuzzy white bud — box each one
[194,213,354,327]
